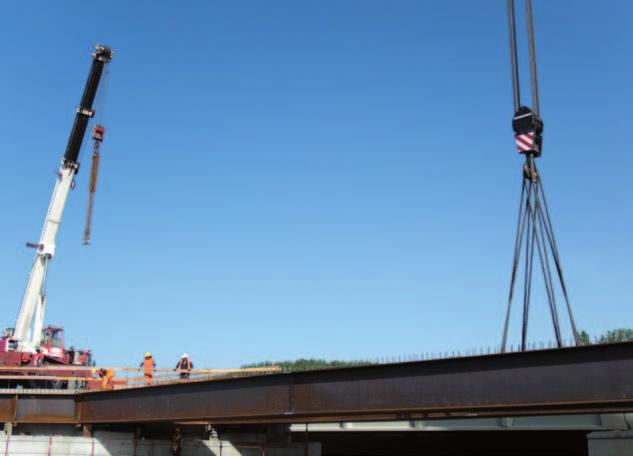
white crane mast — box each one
[14,165,78,351]
[11,45,112,353]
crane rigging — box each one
[500,0,580,352]
[0,45,112,369]
[82,124,105,244]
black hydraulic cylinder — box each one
[63,45,112,166]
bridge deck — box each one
[2,342,633,425]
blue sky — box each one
[0,1,631,368]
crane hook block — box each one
[92,125,105,142]
[512,106,543,157]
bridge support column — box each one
[588,431,633,456]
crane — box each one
[0,45,112,367]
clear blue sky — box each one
[0,1,631,368]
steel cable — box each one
[502,1,579,350]
[532,192,563,346]
[507,0,522,111]
[525,0,541,115]
[502,177,528,352]
[536,181,580,343]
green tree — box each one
[242,358,372,373]
[577,330,591,345]
[598,328,633,344]
[573,328,633,345]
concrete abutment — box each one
[0,424,320,456]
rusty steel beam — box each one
[0,395,16,423]
[0,392,76,424]
[2,343,633,425]
[73,342,633,424]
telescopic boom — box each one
[13,45,112,352]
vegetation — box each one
[597,328,633,343]
[578,328,633,345]
[242,358,372,373]
[577,330,591,345]
[243,329,633,373]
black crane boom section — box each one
[63,45,112,167]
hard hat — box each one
[182,353,188,358]
[145,352,151,357]
[92,368,98,374]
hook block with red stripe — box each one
[512,106,543,157]
[92,124,105,142]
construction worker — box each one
[174,353,194,380]
[140,352,156,385]
[97,367,115,389]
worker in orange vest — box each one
[140,352,156,385]
[97,368,115,389]
[174,353,194,380]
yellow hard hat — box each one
[145,352,151,357]
[92,368,98,374]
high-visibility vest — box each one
[101,369,115,389]
[143,357,155,375]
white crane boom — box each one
[12,45,112,352]
[14,166,77,350]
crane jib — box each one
[63,45,112,166]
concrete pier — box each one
[0,429,320,456]
[588,431,633,456]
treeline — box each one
[242,329,633,373]
[578,328,633,345]
[242,358,372,372]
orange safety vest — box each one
[101,369,115,389]
[143,357,155,376]
[179,358,191,370]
